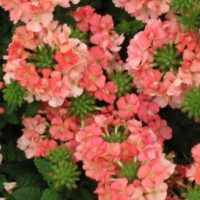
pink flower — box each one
[117,94,140,120]
[110,178,134,200]
[49,117,76,141]
[80,63,106,91]
[72,5,95,32]
[89,14,114,33]
[35,139,57,157]
[95,81,117,104]
[112,0,170,22]
[192,144,200,163]
[55,50,79,69]
[137,101,159,123]
[149,118,172,141]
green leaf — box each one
[11,187,40,200]
[34,159,52,184]
[41,189,58,200]
[2,143,25,162]
[24,101,41,117]
[0,174,7,192]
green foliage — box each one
[11,187,40,200]
[34,147,80,191]
[71,28,89,43]
[171,0,200,30]
[185,185,200,200]
[103,126,129,143]
[48,146,73,164]
[117,158,139,182]
[2,143,24,162]
[115,19,145,36]
[27,44,56,69]
[24,101,41,117]
[109,69,133,96]
[183,87,200,119]
[152,42,182,72]
[68,92,97,119]
[41,189,58,200]
[3,82,26,110]
[34,159,53,184]
[51,161,80,190]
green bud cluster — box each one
[185,185,200,200]
[103,126,129,143]
[110,69,133,96]
[117,158,139,182]
[182,87,200,119]
[3,81,25,109]
[152,42,182,73]
[27,44,56,69]
[68,92,97,119]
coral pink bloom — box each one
[137,159,170,189]
[72,5,95,32]
[145,182,168,200]
[80,63,106,91]
[192,144,200,163]
[117,94,140,120]
[35,139,57,157]
[194,164,200,185]
[88,46,111,68]
[76,137,107,161]
[55,50,79,69]
[7,41,28,60]
[137,101,159,123]
[112,0,170,23]
[15,62,40,88]
[95,81,117,104]
[17,131,40,159]
[110,178,134,200]
[49,117,75,141]
[22,115,47,135]
[83,159,116,181]
[149,119,172,141]
[89,14,114,33]
[120,141,137,161]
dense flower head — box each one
[3,21,87,107]
[0,0,80,32]
[127,19,200,108]
[17,103,80,158]
[1,2,198,199]
[112,0,171,23]
[75,93,174,198]
[72,5,124,56]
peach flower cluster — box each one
[17,103,79,158]
[0,0,80,32]
[127,19,200,108]
[75,94,175,200]
[72,6,124,56]
[3,21,87,107]
[112,0,171,22]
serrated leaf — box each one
[11,187,40,200]
[34,159,52,184]
[41,189,58,200]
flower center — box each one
[152,42,182,72]
[27,44,56,69]
[103,126,129,143]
